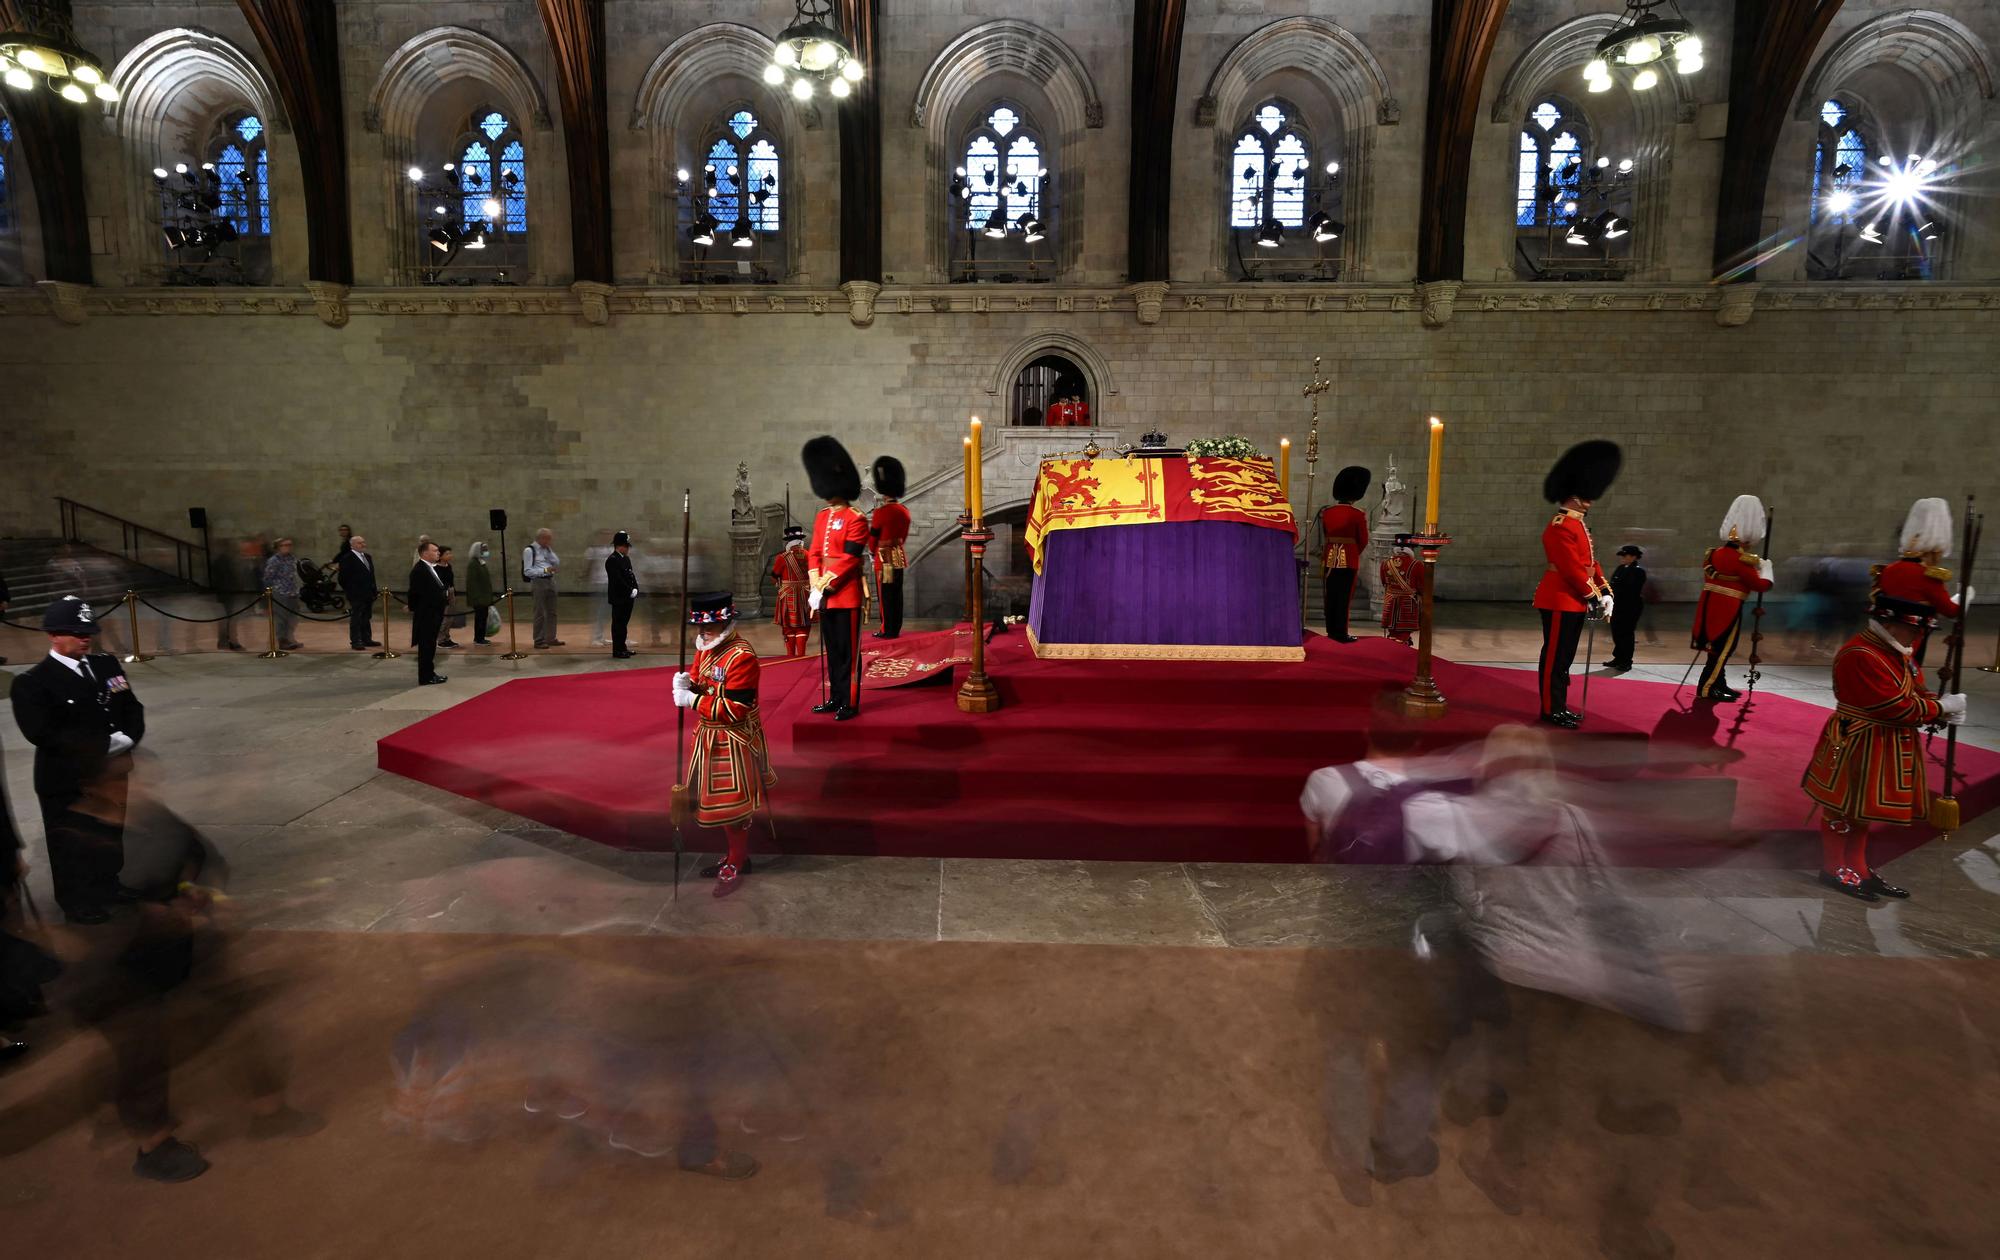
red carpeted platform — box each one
[376,630,2000,868]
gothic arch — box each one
[1196,17,1393,281]
[913,20,1105,282]
[107,28,288,282]
[1794,10,1996,146]
[986,330,1119,415]
[1490,14,1688,281]
[630,23,813,280]
[365,27,553,284]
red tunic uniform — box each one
[1318,504,1370,573]
[1873,557,1958,619]
[770,547,812,656]
[1691,543,1772,645]
[809,505,870,610]
[1802,628,1942,824]
[686,632,776,828]
[1380,552,1420,640]
[1532,510,1607,612]
[870,501,911,580]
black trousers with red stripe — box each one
[1538,608,1585,717]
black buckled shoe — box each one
[1703,685,1741,703]
[1540,711,1580,730]
[698,858,754,879]
[811,701,841,714]
[1863,874,1910,899]
[1818,869,1878,901]
[833,706,859,721]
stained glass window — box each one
[963,105,1044,234]
[698,110,780,237]
[1517,99,1587,226]
[964,134,1001,230]
[216,143,251,233]
[460,139,493,226]
[479,111,508,141]
[501,140,527,232]
[236,115,263,143]
[1229,101,1315,230]
[729,109,758,140]
[1810,98,1867,227]
[205,115,269,238]
[454,110,526,235]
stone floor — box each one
[3,610,1996,958]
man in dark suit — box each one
[407,541,449,685]
[8,596,146,923]
[605,530,638,659]
[336,534,380,650]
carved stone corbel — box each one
[1714,281,1759,328]
[1125,280,1169,326]
[36,280,89,325]
[305,281,351,329]
[841,280,882,326]
[571,280,614,326]
[1416,280,1460,329]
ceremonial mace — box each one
[668,488,691,899]
[1298,357,1332,628]
[1931,496,1983,832]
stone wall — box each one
[5,298,1995,610]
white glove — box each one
[1596,595,1614,622]
[1938,693,1968,726]
[106,731,135,756]
[1962,585,1974,611]
[808,589,824,612]
[672,681,696,709]
[1758,559,1774,582]
[630,588,639,601]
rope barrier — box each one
[0,592,129,631]
[130,592,270,624]
[269,595,358,624]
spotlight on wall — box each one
[407,165,424,183]
[1307,211,1340,243]
[152,166,169,180]
[1020,216,1045,243]
[690,214,717,247]
[1825,190,1856,215]
[1592,211,1630,240]
[481,197,502,221]
[1256,218,1282,248]
[982,212,1007,240]
[732,214,754,247]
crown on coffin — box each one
[1140,428,1169,448]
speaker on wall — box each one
[489,508,507,531]
[188,507,208,530]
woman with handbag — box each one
[465,541,497,646]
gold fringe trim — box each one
[1026,624,1305,662]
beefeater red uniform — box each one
[1691,542,1773,698]
[770,547,812,657]
[1803,623,1942,897]
[1532,507,1608,718]
[686,631,776,829]
[1380,550,1420,643]
[1874,556,1959,665]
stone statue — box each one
[1366,458,1411,617]
[731,462,755,525]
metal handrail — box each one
[55,497,212,589]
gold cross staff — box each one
[1298,355,1333,630]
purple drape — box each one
[1029,521,1302,647]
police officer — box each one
[9,596,147,923]
[606,530,639,659]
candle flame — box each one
[1280,437,1291,447]
[1429,416,1443,429]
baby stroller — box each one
[296,557,347,613]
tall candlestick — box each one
[1279,437,1291,493]
[962,435,972,513]
[1424,416,1444,530]
[968,416,984,519]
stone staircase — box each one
[0,537,201,623]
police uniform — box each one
[673,592,776,896]
[1803,591,1968,900]
[1318,465,1371,642]
[1871,497,1965,667]
[804,436,870,720]
[1603,546,1646,672]
[1691,496,1774,701]
[869,456,912,640]
[605,531,638,658]
[1532,441,1620,728]
[8,597,146,922]
[770,524,813,658]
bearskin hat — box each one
[802,435,862,502]
[1542,440,1623,505]
[1332,465,1371,503]
[871,455,907,499]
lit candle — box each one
[1424,416,1444,530]
[962,435,973,515]
[968,416,984,520]
[1279,437,1291,491]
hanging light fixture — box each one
[731,214,754,248]
[1256,219,1283,248]
[1584,1,1701,93]
[769,1,863,103]
[0,0,118,103]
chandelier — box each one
[763,0,863,102]
[1584,0,1701,93]
[0,0,118,103]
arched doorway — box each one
[1009,352,1091,427]
[908,500,1037,623]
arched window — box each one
[459,109,528,233]
[960,104,1045,238]
[1516,99,1588,227]
[208,113,271,238]
[1230,101,1312,229]
[703,108,781,235]
[1810,98,1868,228]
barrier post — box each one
[501,589,527,660]
[373,590,401,659]
[121,590,153,664]
[258,587,288,659]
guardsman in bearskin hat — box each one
[1532,440,1620,729]
[8,595,147,923]
[1802,589,1968,900]
[1319,466,1372,643]
[769,524,813,658]
[673,591,776,896]
[1379,542,1420,645]
[1872,497,1968,666]
[1691,495,1775,702]
[869,456,912,640]
[803,436,870,720]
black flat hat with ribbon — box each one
[687,590,736,625]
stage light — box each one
[1917,158,1938,176]
[407,165,424,182]
[481,198,502,220]
[152,166,168,180]
[1325,161,1340,176]
[763,62,785,86]
[465,229,487,251]
[1563,199,1579,214]
[690,216,715,247]
[1308,212,1339,243]
[443,162,456,172]
[1618,158,1635,173]
[1022,217,1045,243]
[675,167,689,183]
[982,213,1007,240]
[433,204,448,216]
[1858,221,1883,244]
[201,162,215,171]
[1256,219,1282,248]
[1594,211,1629,240]
[1597,156,1611,169]
[428,228,453,253]
[175,162,188,175]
